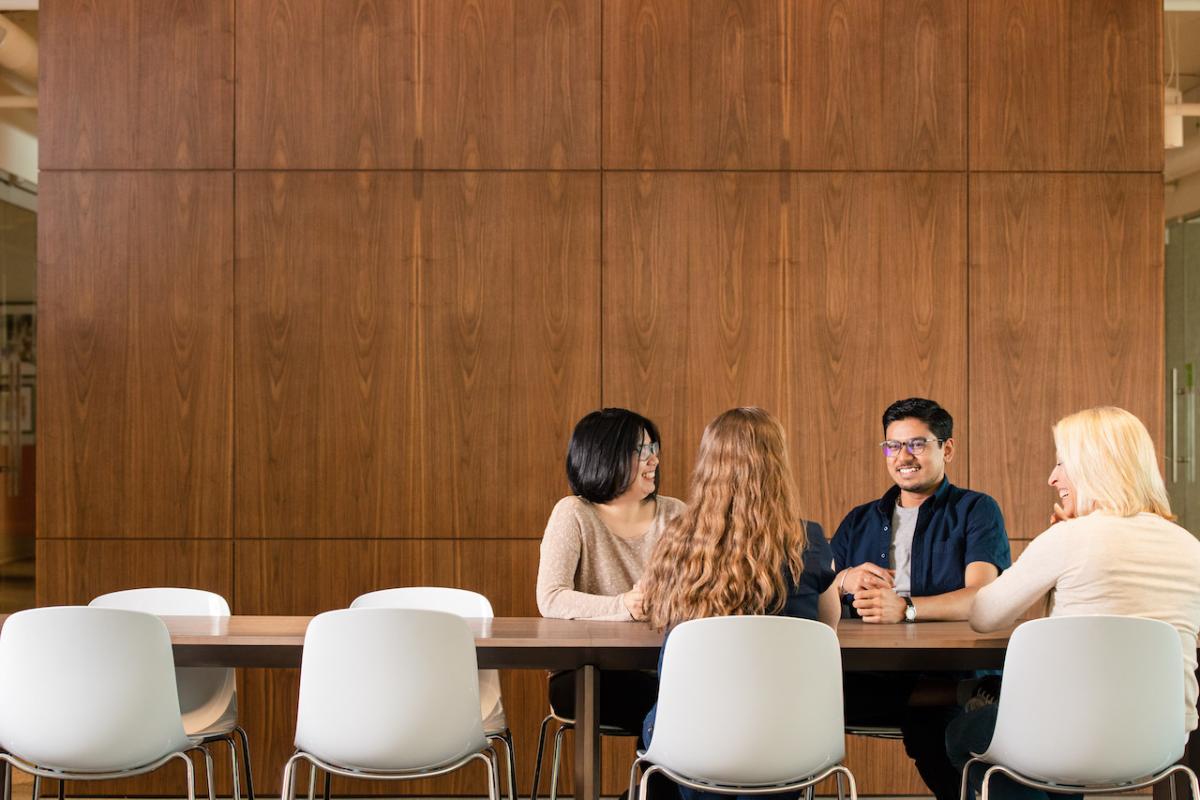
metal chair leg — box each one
[202,748,216,800]
[530,715,554,800]
[306,763,317,800]
[548,722,569,800]
[56,780,63,800]
[322,770,330,800]
[174,751,197,800]
[280,753,304,800]
[488,730,516,800]
[484,747,500,800]
[30,776,38,800]
[226,736,241,800]
[234,726,255,800]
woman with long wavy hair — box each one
[641,406,839,630]
[639,407,840,800]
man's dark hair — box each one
[882,397,953,441]
[566,408,660,503]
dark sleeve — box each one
[830,511,854,571]
[803,522,837,593]
[964,494,1011,571]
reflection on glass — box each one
[0,191,36,613]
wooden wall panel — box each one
[970,0,1162,171]
[603,0,965,169]
[236,0,599,169]
[236,172,598,538]
[38,172,233,538]
[604,172,967,533]
[40,0,233,169]
[969,174,1164,541]
[36,539,231,605]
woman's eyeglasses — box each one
[634,441,661,461]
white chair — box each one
[349,587,516,800]
[960,615,1200,800]
[280,608,500,800]
[629,615,856,800]
[89,588,254,800]
[0,607,215,800]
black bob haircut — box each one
[566,408,661,504]
[882,397,953,441]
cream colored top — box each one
[971,512,1200,731]
[536,495,686,621]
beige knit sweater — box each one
[536,495,686,621]
[971,511,1200,732]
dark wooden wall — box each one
[37,0,1163,796]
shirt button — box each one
[883,526,889,531]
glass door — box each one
[1166,215,1200,532]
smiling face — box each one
[884,417,953,502]
[1048,459,1077,517]
[617,428,659,501]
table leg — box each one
[573,664,601,800]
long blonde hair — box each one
[641,407,807,630]
[1053,406,1173,519]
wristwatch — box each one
[903,596,917,623]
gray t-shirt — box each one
[890,504,920,597]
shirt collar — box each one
[874,476,953,516]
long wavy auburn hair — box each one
[641,407,807,630]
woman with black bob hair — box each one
[536,407,685,736]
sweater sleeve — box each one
[969,525,1065,632]
[536,500,632,621]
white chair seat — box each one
[281,608,500,800]
[480,672,506,733]
[350,587,516,800]
[960,615,1199,800]
[89,588,255,800]
[185,696,239,740]
[0,607,215,800]
[631,615,856,800]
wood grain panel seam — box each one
[38,536,547,541]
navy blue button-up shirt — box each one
[830,479,1010,607]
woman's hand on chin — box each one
[1049,502,1072,526]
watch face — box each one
[905,603,916,622]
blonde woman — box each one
[639,407,839,800]
[948,406,1200,800]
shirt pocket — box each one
[930,539,966,570]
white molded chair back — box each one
[0,606,190,772]
[295,608,486,771]
[90,588,237,736]
[352,587,493,617]
[645,615,845,786]
[986,615,1185,785]
[351,587,504,732]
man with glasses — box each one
[831,397,1010,800]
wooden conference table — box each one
[164,616,1014,800]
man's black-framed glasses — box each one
[879,437,944,458]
